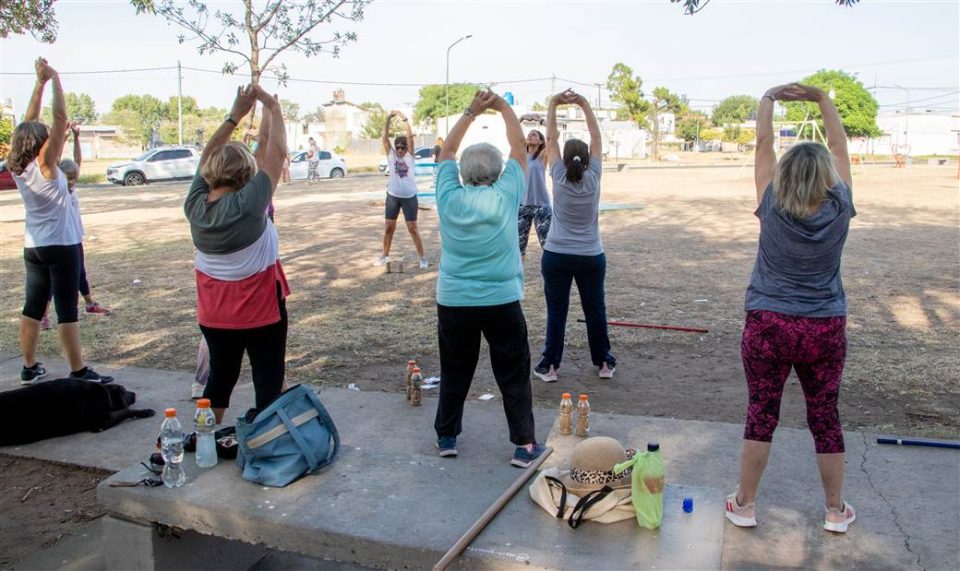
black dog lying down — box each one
[0,379,155,446]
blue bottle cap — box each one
[682,497,694,513]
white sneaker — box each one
[824,502,856,533]
[533,365,558,383]
[191,382,204,400]
[374,255,390,267]
[599,362,615,379]
[419,257,429,270]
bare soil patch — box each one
[0,455,111,569]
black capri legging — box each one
[23,244,82,323]
[199,284,288,411]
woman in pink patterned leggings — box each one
[725,83,857,534]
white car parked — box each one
[289,150,347,180]
[106,146,200,186]
[378,146,436,176]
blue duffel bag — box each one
[236,384,339,487]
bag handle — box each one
[544,475,568,519]
[568,486,615,529]
[277,407,320,472]
[305,388,340,467]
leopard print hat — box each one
[557,436,637,494]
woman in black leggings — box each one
[8,58,112,385]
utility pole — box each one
[445,35,473,136]
[177,60,183,145]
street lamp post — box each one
[445,34,473,136]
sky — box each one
[0,0,958,120]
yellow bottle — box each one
[574,394,590,437]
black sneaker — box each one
[69,367,114,384]
[20,363,47,385]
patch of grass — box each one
[77,174,105,184]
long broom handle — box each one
[433,446,553,571]
[577,318,708,334]
[877,437,960,450]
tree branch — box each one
[260,0,346,73]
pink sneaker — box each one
[824,502,856,533]
[85,302,111,315]
[725,491,757,527]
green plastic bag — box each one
[614,443,664,529]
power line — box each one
[880,91,960,107]
[0,66,177,76]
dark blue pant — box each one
[539,250,615,369]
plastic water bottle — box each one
[194,399,217,468]
[632,442,665,529]
[558,393,574,435]
[160,408,186,488]
[410,367,423,406]
[405,360,416,401]
[574,394,590,437]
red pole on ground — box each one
[577,318,708,334]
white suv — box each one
[106,146,200,186]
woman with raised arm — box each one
[516,116,551,260]
[432,89,543,468]
[377,110,427,269]
[726,83,857,534]
[533,89,616,384]
[9,58,113,385]
[184,85,289,424]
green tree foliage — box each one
[0,115,15,157]
[784,69,881,138]
[280,100,300,122]
[607,63,684,159]
[675,111,709,143]
[413,84,483,126]
[104,94,168,145]
[42,92,98,125]
[711,95,757,126]
[606,63,651,130]
[669,0,859,15]
[0,0,58,43]
[359,103,404,139]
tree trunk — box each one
[650,106,660,161]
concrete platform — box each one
[2,354,958,570]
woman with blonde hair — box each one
[726,83,857,533]
[9,58,112,385]
[184,84,288,423]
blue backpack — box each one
[236,384,339,487]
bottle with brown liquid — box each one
[558,393,574,435]
[410,367,423,406]
[405,360,416,400]
[575,394,590,437]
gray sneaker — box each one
[20,363,47,385]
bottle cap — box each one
[164,408,176,417]
[578,394,589,400]
[561,392,572,399]
[647,442,660,452]
[196,399,211,408]
[412,367,421,373]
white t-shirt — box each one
[14,161,83,248]
[387,149,418,198]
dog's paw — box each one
[134,408,156,419]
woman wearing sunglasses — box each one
[376,111,428,270]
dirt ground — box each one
[0,161,957,564]
[0,454,110,569]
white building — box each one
[859,110,960,156]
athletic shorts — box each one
[385,193,418,222]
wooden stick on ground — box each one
[433,446,553,571]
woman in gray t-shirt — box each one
[517,123,551,258]
[726,83,857,535]
[532,90,616,384]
